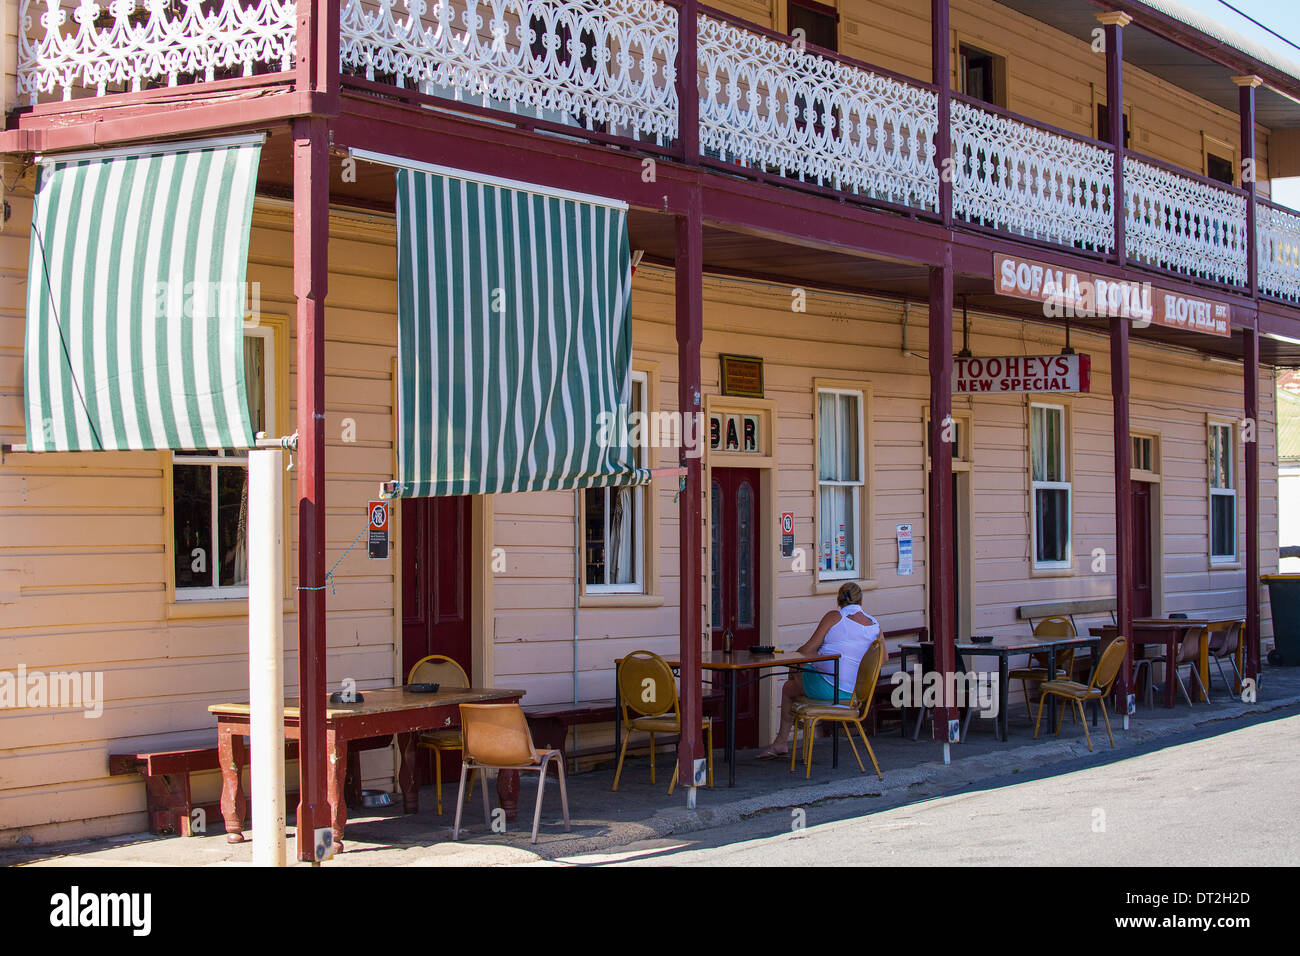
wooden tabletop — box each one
[617,649,839,671]
[208,686,525,720]
[900,635,1095,654]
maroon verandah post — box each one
[927,0,957,746]
[675,0,705,793]
[1101,11,1134,717]
[1237,75,1263,684]
[292,0,339,863]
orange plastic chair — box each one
[1009,616,1077,721]
[789,639,884,780]
[452,703,570,844]
[1034,637,1128,751]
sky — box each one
[1171,0,1300,207]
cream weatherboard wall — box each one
[0,188,1280,842]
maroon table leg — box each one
[345,748,364,808]
[217,726,247,844]
[497,770,519,823]
[397,732,419,813]
[327,729,348,851]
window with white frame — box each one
[817,388,864,579]
[1209,422,1237,562]
[584,371,647,593]
[1031,403,1071,568]
[172,326,273,599]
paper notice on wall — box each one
[896,524,914,576]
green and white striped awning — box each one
[24,135,263,452]
[387,159,649,497]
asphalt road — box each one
[541,710,1300,866]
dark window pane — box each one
[736,482,754,628]
[711,481,723,630]
[217,466,249,587]
[173,465,212,589]
[1035,488,1069,563]
[1212,494,1236,557]
[1207,153,1235,186]
[584,487,605,585]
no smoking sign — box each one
[368,500,389,560]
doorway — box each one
[710,467,761,748]
[1130,481,1154,618]
[401,496,473,781]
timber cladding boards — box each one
[0,201,403,842]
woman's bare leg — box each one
[764,679,803,753]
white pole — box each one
[249,448,286,867]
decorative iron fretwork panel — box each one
[1258,200,1300,302]
[696,13,938,211]
[19,0,297,104]
[340,0,679,144]
[1124,157,1248,286]
[951,100,1114,252]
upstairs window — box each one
[788,0,839,53]
[1095,103,1132,148]
[1206,152,1236,186]
[960,43,1007,108]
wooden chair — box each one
[452,703,570,844]
[1169,624,1210,705]
[408,655,474,814]
[789,640,884,780]
[612,651,714,794]
[1034,637,1127,752]
[1009,616,1076,721]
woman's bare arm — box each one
[796,610,840,655]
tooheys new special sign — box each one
[994,253,1232,338]
[954,354,1091,394]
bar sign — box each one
[368,500,389,560]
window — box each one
[584,371,647,593]
[817,387,864,579]
[1210,422,1237,562]
[172,326,273,599]
[1095,103,1131,148]
[1132,434,1155,473]
[960,43,1007,108]
[1030,403,1071,568]
[1206,152,1235,186]
[788,0,838,52]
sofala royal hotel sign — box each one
[955,354,1090,394]
[994,253,1231,337]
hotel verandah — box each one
[0,0,1295,855]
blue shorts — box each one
[801,669,840,701]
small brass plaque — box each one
[720,354,764,398]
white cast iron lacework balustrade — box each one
[1258,201,1300,302]
[339,0,679,143]
[950,100,1114,252]
[696,14,938,211]
[18,0,297,104]
[1124,157,1247,286]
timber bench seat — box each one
[109,735,305,837]
[865,626,928,734]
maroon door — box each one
[1129,481,1153,619]
[710,468,761,748]
[401,496,472,782]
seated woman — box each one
[757,582,880,759]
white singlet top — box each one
[816,604,881,693]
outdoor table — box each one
[615,650,841,788]
[1091,619,1210,708]
[898,635,1100,742]
[209,685,524,850]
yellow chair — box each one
[451,703,570,844]
[1009,616,1077,721]
[1034,637,1128,752]
[408,654,474,815]
[789,640,884,780]
[612,651,714,794]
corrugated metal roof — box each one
[1139,0,1300,85]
